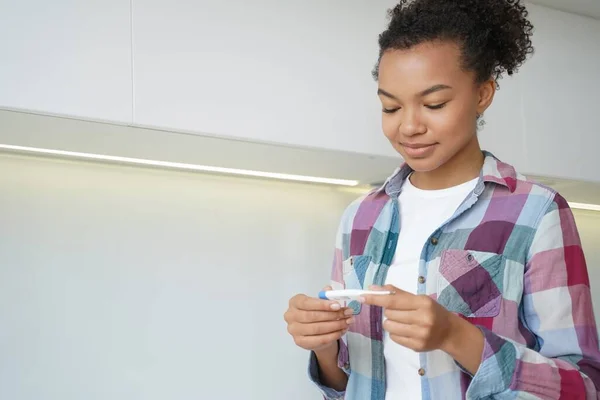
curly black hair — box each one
[373,0,535,87]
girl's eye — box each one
[426,102,448,110]
[382,107,400,114]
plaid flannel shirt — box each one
[308,152,600,399]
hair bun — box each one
[374,0,535,86]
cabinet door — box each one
[478,74,527,172]
[519,5,600,182]
[0,0,132,123]
[132,0,398,156]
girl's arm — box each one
[308,215,351,399]
[451,193,600,399]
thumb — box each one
[321,285,347,310]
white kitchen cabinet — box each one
[1,1,598,183]
[518,5,600,182]
[132,0,398,157]
[477,74,527,172]
[0,0,132,123]
[130,0,539,166]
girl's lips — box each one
[401,143,437,158]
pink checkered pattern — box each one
[308,152,600,399]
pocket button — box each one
[467,254,474,262]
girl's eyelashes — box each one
[426,102,448,110]
[382,102,449,113]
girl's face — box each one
[377,41,495,173]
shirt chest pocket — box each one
[436,249,506,318]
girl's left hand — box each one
[360,284,458,352]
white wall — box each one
[0,153,359,400]
[575,210,600,317]
[1,154,600,400]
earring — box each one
[476,113,486,129]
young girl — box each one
[283,0,600,399]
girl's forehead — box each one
[377,42,472,90]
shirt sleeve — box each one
[307,211,350,399]
[467,193,600,399]
[308,348,348,400]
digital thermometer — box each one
[318,289,394,301]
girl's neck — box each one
[409,138,484,190]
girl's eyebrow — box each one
[377,84,453,100]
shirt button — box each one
[343,362,350,369]
[430,237,438,245]
[418,276,426,284]
[418,368,426,376]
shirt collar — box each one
[375,151,518,197]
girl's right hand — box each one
[283,286,354,352]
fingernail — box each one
[347,318,354,325]
[344,309,354,316]
[369,285,381,290]
[330,303,341,310]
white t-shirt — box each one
[384,175,478,399]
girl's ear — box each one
[476,79,496,116]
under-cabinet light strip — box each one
[2,144,600,210]
[0,144,360,187]
[568,202,600,212]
